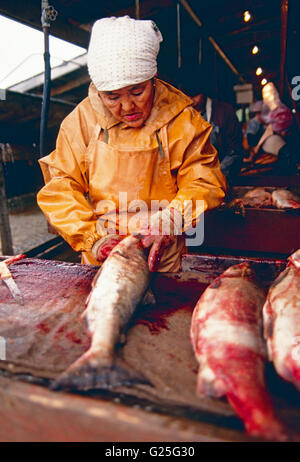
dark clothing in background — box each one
[202,99,243,182]
[246,118,265,148]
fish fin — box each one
[141,288,156,306]
[290,200,300,209]
[50,354,151,391]
[197,365,228,398]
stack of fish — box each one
[191,249,300,441]
[50,233,300,441]
[237,187,300,209]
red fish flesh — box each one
[263,250,300,390]
[191,263,286,440]
[52,235,151,391]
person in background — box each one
[37,17,226,272]
[245,101,267,157]
[177,70,244,185]
[248,82,299,173]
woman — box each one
[37,16,227,272]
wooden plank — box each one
[51,74,90,97]
[109,0,174,19]
[0,90,74,141]
[195,205,300,257]
[0,156,13,255]
[181,253,286,284]
[0,376,252,442]
[233,175,300,187]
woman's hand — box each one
[92,235,124,263]
[140,208,182,272]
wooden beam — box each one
[51,74,90,97]
[221,29,278,51]
[179,0,245,82]
[107,0,174,19]
[0,153,13,255]
[0,0,89,49]
[280,0,289,98]
[9,54,87,94]
[219,17,280,41]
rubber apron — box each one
[81,124,185,271]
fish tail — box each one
[290,200,300,209]
[244,414,288,442]
[51,353,151,391]
[227,392,287,441]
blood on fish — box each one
[191,263,287,440]
[263,249,300,392]
[36,322,50,334]
[65,331,83,345]
[51,236,152,391]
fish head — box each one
[110,235,147,261]
[222,262,255,280]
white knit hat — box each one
[87,16,163,91]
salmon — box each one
[242,188,272,208]
[191,263,286,441]
[271,189,300,209]
[263,250,300,391]
[52,235,151,391]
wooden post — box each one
[135,0,140,19]
[177,2,182,69]
[0,150,14,255]
[280,0,289,99]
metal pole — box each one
[177,2,182,68]
[40,24,51,157]
[39,2,57,158]
[179,0,245,83]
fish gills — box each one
[191,263,286,441]
[263,250,300,390]
[52,235,151,391]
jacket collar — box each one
[88,79,192,132]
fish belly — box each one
[52,236,151,391]
[191,264,286,440]
[263,252,300,390]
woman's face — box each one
[99,80,154,128]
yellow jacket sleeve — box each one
[168,107,227,227]
[37,121,102,252]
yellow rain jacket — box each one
[37,79,227,270]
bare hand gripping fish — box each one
[52,235,151,391]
